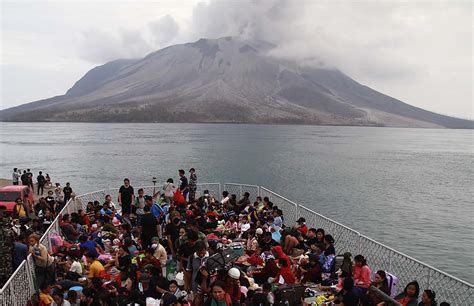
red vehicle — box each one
[0,185,34,212]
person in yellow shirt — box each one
[39,282,53,305]
[12,198,26,218]
[85,252,104,279]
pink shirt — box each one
[352,265,372,288]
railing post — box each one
[427,269,431,289]
[387,252,392,273]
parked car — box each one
[0,185,34,212]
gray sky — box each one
[1,0,472,119]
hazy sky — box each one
[1,0,472,118]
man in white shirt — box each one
[12,168,20,185]
[221,191,230,205]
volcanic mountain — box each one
[0,37,472,128]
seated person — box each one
[363,270,391,306]
[394,281,420,306]
[299,253,322,284]
[274,258,296,285]
[334,277,359,306]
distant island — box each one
[1,37,472,128]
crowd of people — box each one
[5,168,450,306]
[11,168,57,196]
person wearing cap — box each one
[295,217,308,236]
[225,267,242,302]
[188,168,197,201]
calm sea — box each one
[0,123,472,282]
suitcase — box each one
[274,284,306,306]
[205,248,240,272]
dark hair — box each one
[124,178,130,183]
[439,302,450,306]
[167,178,174,183]
[278,257,288,267]
[169,280,178,286]
[138,188,144,193]
[316,228,325,236]
[211,280,227,291]
[324,234,335,244]
[404,281,420,298]
[144,205,150,212]
[67,290,77,301]
[178,169,185,175]
[262,282,272,291]
[244,192,250,197]
[120,245,130,254]
[52,290,63,298]
[342,277,354,292]
[354,254,367,266]
[85,251,98,259]
[187,230,199,242]
[195,240,206,252]
[40,282,49,291]
[424,289,437,304]
[222,191,229,197]
[375,270,389,292]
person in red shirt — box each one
[137,248,161,271]
[295,217,308,236]
[352,254,372,296]
[274,258,296,284]
[272,245,291,267]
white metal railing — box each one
[1,183,472,305]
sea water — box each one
[0,122,472,282]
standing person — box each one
[162,178,176,204]
[118,178,134,220]
[37,171,46,196]
[45,173,52,188]
[188,168,197,202]
[63,182,73,204]
[12,168,20,185]
[27,169,34,193]
[13,233,29,269]
[140,205,159,250]
[134,188,146,224]
[28,233,55,286]
[21,170,29,186]
[178,169,189,201]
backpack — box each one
[173,190,186,206]
[386,272,398,297]
[205,248,240,272]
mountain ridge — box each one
[1,36,472,128]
